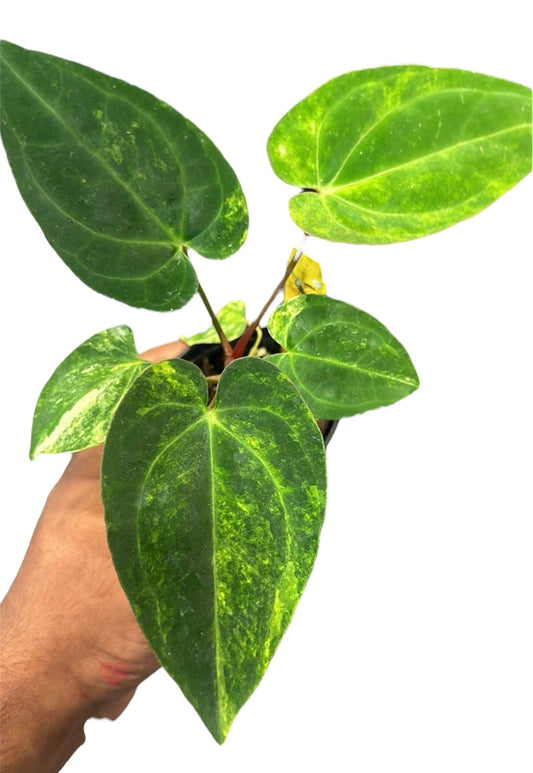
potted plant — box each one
[1,40,531,744]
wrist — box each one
[1,603,89,773]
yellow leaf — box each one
[284,249,326,301]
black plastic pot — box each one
[180,329,338,446]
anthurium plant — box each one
[1,40,531,743]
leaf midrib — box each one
[133,404,295,739]
[73,68,230,249]
[317,82,528,188]
[281,356,398,412]
[14,140,191,280]
[206,419,226,741]
[321,122,531,195]
[1,55,179,243]
[16,149,172,247]
[276,349,417,386]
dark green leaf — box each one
[30,325,150,457]
[0,41,248,310]
[102,356,327,743]
[267,66,532,243]
[267,295,419,418]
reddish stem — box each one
[227,248,304,364]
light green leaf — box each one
[0,41,248,310]
[30,326,150,458]
[102,356,326,743]
[267,295,419,418]
[181,300,248,345]
[267,66,532,243]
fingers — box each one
[140,339,187,364]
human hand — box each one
[0,340,186,772]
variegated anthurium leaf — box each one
[181,300,248,345]
[267,295,419,419]
[102,356,326,743]
[0,41,248,310]
[267,66,532,244]
[30,326,150,458]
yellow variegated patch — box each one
[284,249,326,301]
[30,326,150,457]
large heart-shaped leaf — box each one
[267,66,532,244]
[267,295,419,418]
[0,41,248,310]
[102,356,326,743]
[30,326,150,457]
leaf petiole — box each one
[196,278,233,359]
[228,238,307,363]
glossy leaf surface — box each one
[30,326,150,457]
[267,66,532,243]
[102,356,326,743]
[181,300,248,345]
[0,41,248,310]
[267,295,419,418]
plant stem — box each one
[196,280,233,359]
[229,243,306,362]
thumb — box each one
[140,339,187,364]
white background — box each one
[1,2,532,771]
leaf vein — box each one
[2,56,179,242]
[325,86,528,187]
[325,122,531,194]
